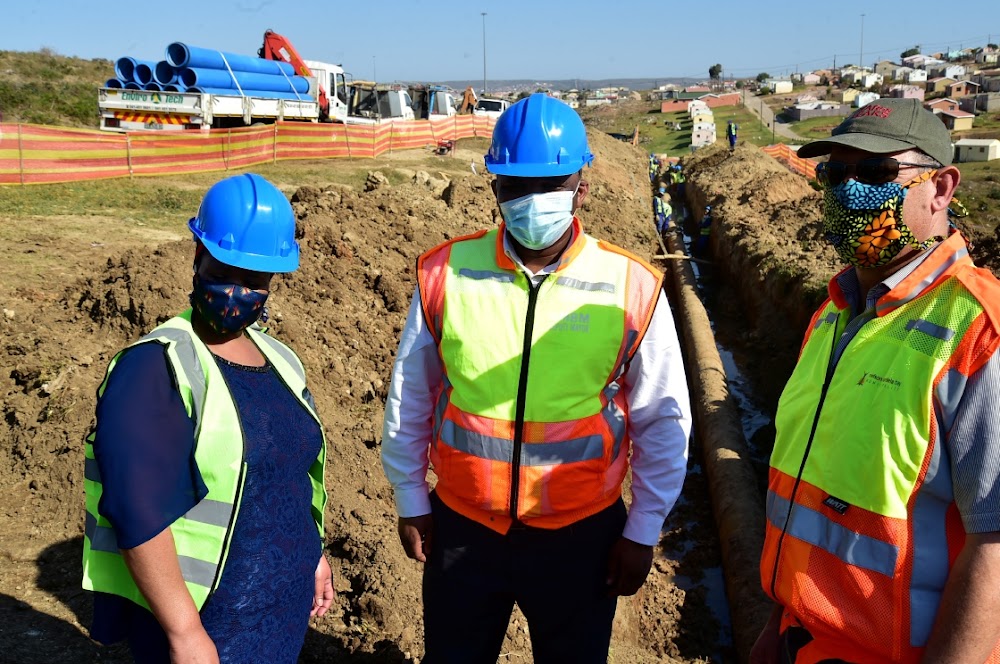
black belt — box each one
[779,626,852,664]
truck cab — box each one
[302,59,348,123]
[410,86,457,119]
[346,82,416,123]
[473,98,510,119]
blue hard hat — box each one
[188,173,299,273]
[485,93,594,177]
[706,206,712,211]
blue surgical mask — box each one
[499,185,578,250]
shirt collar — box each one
[830,232,973,316]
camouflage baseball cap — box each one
[798,97,953,166]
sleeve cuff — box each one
[394,485,432,518]
[622,509,665,547]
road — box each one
[741,90,806,143]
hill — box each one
[0,49,112,127]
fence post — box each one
[344,124,352,159]
[272,123,278,164]
[125,134,134,178]
[17,123,25,185]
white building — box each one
[854,91,880,108]
[954,138,1000,162]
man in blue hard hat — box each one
[381,93,691,663]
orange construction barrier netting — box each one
[0,115,498,186]
[762,144,818,180]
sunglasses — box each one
[815,157,939,187]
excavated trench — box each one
[649,141,854,661]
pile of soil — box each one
[680,143,837,412]
[0,132,725,662]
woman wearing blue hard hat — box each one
[82,173,332,663]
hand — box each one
[398,514,434,563]
[749,605,783,664]
[167,626,219,664]
[311,555,336,618]
[605,537,654,597]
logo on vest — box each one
[554,312,590,333]
[857,372,901,390]
[823,495,850,515]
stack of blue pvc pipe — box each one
[105,42,314,101]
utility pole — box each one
[481,12,488,95]
[860,14,866,71]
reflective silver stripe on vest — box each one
[555,276,616,294]
[85,512,120,553]
[431,375,451,450]
[253,332,306,385]
[602,383,627,460]
[457,268,516,283]
[138,328,206,432]
[184,499,234,528]
[813,312,838,329]
[906,318,956,342]
[85,457,101,483]
[177,555,217,588]
[766,490,898,577]
[521,435,605,466]
[439,420,607,466]
[85,513,219,589]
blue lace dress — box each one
[90,343,323,664]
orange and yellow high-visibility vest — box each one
[417,219,662,532]
[761,233,1000,663]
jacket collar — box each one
[828,232,973,316]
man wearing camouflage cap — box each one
[752,97,1000,662]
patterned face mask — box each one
[190,274,268,335]
[822,170,937,268]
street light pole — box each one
[481,12,488,96]
[860,14,866,71]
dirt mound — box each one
[0,133,728,662]
[681,143,838,412]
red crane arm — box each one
[259,29,330,117]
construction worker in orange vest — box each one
[752,98,1000,663]
[381,94,692,664]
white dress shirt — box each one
[381,232,692,546]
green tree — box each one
[756,72,771,83]
[709,63,723,80]
[901,47,920,58]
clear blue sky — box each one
[7,0,999,82]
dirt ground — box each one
[0,132,729,662]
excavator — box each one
[258,29,345,122]
[457,86,478,114]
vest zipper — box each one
[510,275,548,522]
[769,312,845,599]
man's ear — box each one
[574,179,590,211]
[930,166,961,215]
